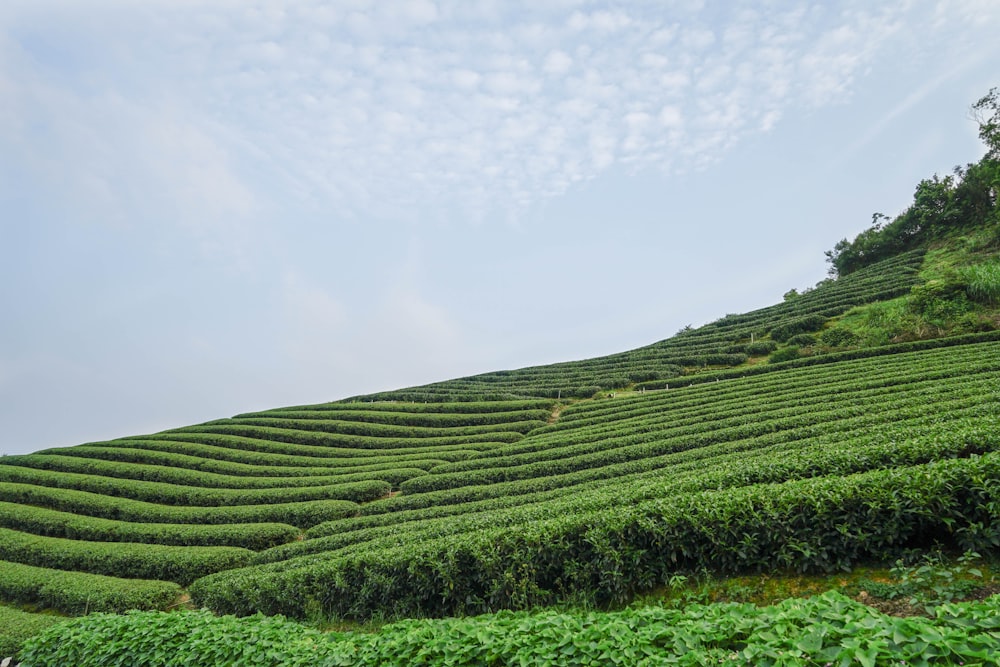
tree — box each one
[971,87,1000,159]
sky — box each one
[2,0,999,455]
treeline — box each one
[826,88,1000,277]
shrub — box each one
[785,333,817,346]
[818,327,859,347]
[768,346,801,364]
[744,340,778,356]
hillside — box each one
[6,94,1000,665]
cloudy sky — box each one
[2,0,998,455]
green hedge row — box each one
[0,502,298,549]
[360,395,997,520]
[216,417,547,438]
[241,406,993,561]
[0,454,430,490]
[513,365,972,446]
[123,432,495,461]
[0,484,358,528]
[0,527,250,585]
[279,399,556,414]
[164,424,525,449]
[548,347,973,428]
[234,407,553,427]
[190,452,1000,620]
[769,314,828,342]
[0,560,181,615]
[0,465,390,506]
[76,438,479,468]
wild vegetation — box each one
[5,91,1000,664]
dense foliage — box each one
[20,591,1000,666]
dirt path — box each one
[547,404,566,425]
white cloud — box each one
[543,49,573,75]
[659,105,683,128]
[451,68,481,89]
[4,0,997,231]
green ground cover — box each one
[19,590,1000,667]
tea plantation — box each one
[7,123,1000,664]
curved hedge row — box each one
[634,331,1000,390]
[0,484,358,528]
[234,407,553,427]
[399,378,996,495]
[0,560,182,614]
[0,465,390,506]
[430,369,991,476]
[213,417,548,438]
[71,438,479,468]
[0,502,298,549]
[0,454,430,490]
[0,527,251,585]
[164,424,525,449]
[544,342,989,430]
[268,399,556,414]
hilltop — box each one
[4,91,1000,665]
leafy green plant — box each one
[887,551,986,611]
[21,591,1000,667]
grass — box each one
[960,261,1000,304]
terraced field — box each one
[190,337,1000,620]
[0,400,553,614]
[4,248,1000,663]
